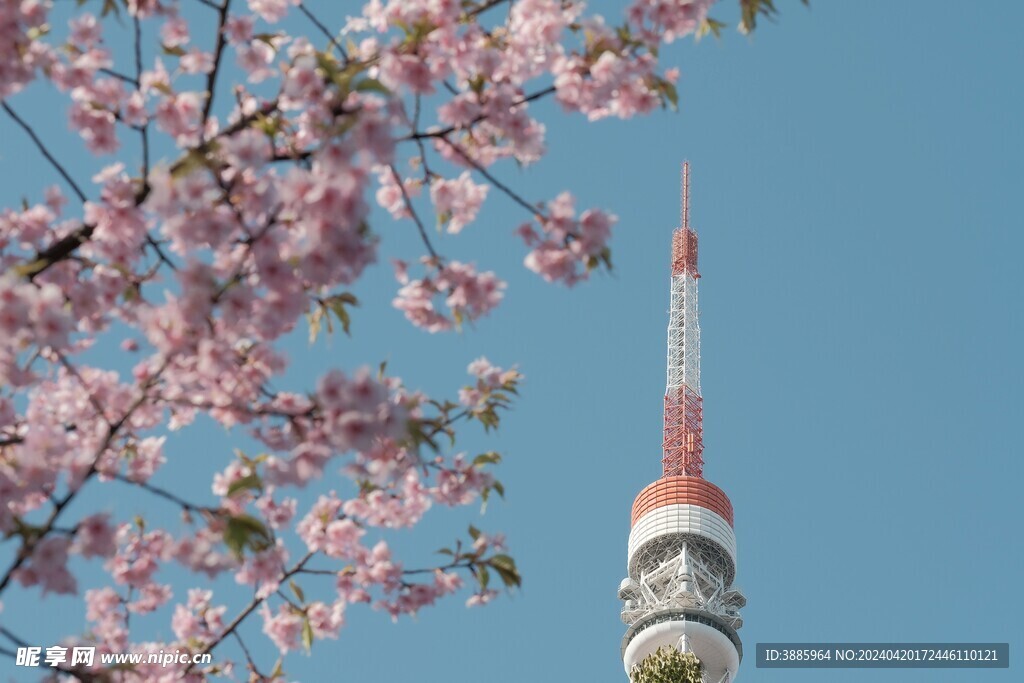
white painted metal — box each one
[666,274,700,394]
[620,535,744,632]
[628,504,736,573]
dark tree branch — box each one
[201,0,233,126]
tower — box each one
[618,163,746,682]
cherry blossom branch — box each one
[18,99,280,281]
[1,101,88,203]
[0,361,167,596]
[185,550,317,673]
[403,86,556,142]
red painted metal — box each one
[662,385,704,478]
[631,475,734,527]
[671,227,699,278]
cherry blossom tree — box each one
[0,0,797,679]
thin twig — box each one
[389,163,440,260]
[439,137,540,217]
[1,101,88,203]
[133,15,150,182]
[99,67,140,87]
[411,95,433,182]
[232,630,263,677]
[112,472,218,514]
[56,352,113,429]
[298,2,349,60]
[466,0,512,19]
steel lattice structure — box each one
[662,163,704,478]
[619,164,745,683]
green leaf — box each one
[467,525,481,541]
[325,293,358,336]
[301,617,314,654]
[354,78,391,96]
[101,0,121,19]
[307,307,324,344]
[660,79,679,111]
[223,514,273,558]
[26,24,50,40]
[226,472,262,498]
[697,17,727,40]
[472,452,502,467]
[289,579,305,604]
[488,554,521,589]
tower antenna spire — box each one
[681,160,690,229]
[619,163,745,683]
[665,162,702,477]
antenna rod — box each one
[681,160,690,229]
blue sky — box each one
[1,0,1022,681]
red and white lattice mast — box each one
[618,163,746,682]
[663,161,704,479]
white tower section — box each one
[619,164,745,682]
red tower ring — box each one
[631,476,734,527]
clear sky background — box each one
[1,1,1022,681]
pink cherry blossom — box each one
[430,171,490,234]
